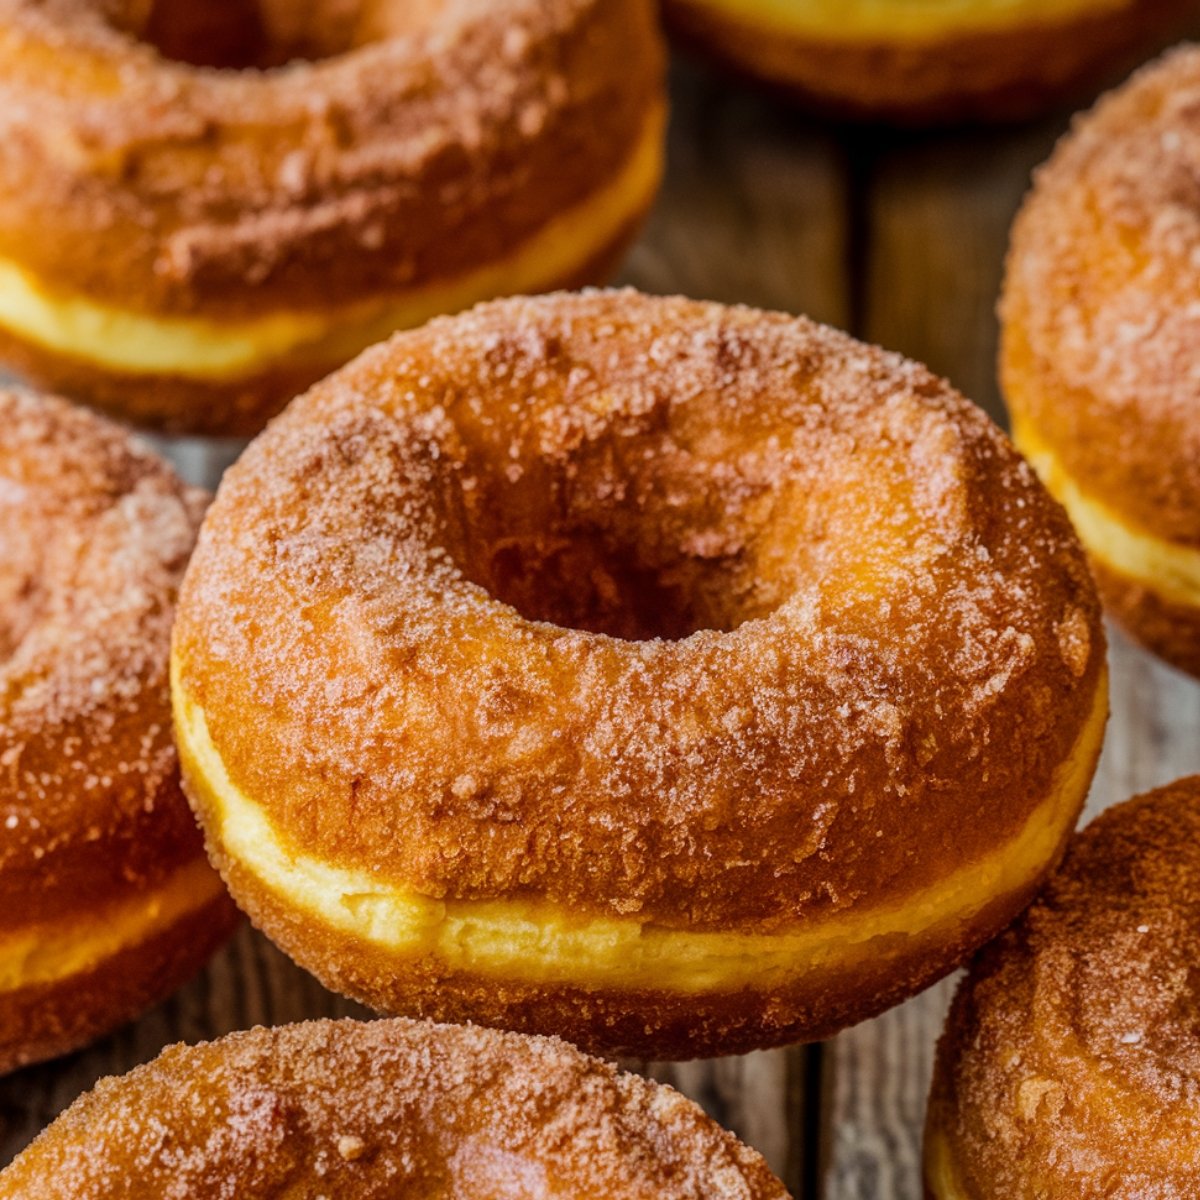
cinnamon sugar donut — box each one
[0,0,665,436]
[925,777,1200,1198]
[171,290,1107,1060]
[0,388,238,1075]
[1003,47,1200,678]
[664,0,1195,123]
[0,1018,789,1199]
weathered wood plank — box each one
[859,120,1062,425]
[623,64,850,331]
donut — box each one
[1003,47,1200,678]
[663,0,1195,123]
[0,388,238,1075]
[0,1017,789,1198]
[171,290,1108,1060]
[0,0,665,437]
[925,776,1200,1198]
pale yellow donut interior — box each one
[0,107,664,381]
[923,1124,972,1199]
[683,0,1128,41]
[172,657,1107,995]
[0,856,227,992]
[1012,419,1200,611]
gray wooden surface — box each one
[4,62,1199,1200]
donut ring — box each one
[925,776,1200,1197]
[0,1017,789,1198]
[664,0,1195,123]
[1003,47,1200,678]
[172,290,1107,1059]
[0,0,665,435]
[0,389,238,1075]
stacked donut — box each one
[0,1018,790,1199]
[169,290,1107,1060]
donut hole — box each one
[117,0,444,70]
[479,535,735,642]
[437,440,798,642]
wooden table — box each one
[5,62,1200,1199]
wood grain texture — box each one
[623,65,850,331]
[859,120,1063,424]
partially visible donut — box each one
[664,0,1196,123]
[925,776,1200,1198]
[0,0,665,435]
[172,290,1107,1060]
[0,389,238,1075]
[0,1017,790,1198]
[1003,46,1200,677]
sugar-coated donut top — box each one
[0,389,206,928]
[1004,44,1200,542]
[933,776,1200,1195]
[0,0,663,315]
[0,1017,789,1198]
[174,291,1103,931]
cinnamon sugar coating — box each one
[0,1017,791,1199]
[664,0,1195,124]
[0,388,238,1073]
[926,777,1200,1198]
[0,0,664,432]
[173,290,1104,1056]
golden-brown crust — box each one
[0,202,651,437]
[0,1017,791,1198]
[0,388,238,1069]
[1002,45,1200,548]
[926,777,1200,1198]
[0,0,664,319]
[664,0,1196,124]
[174,290,1104,1055]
